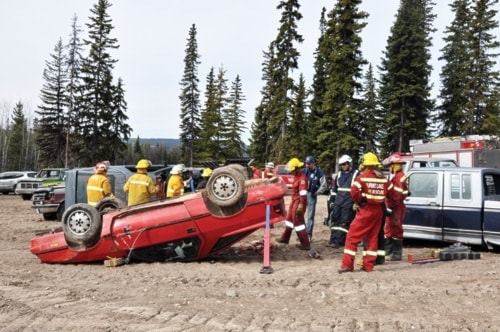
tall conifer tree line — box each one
[1,0,500,172]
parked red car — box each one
[30,166,288,264]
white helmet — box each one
[338,155,352,165]
[170,164,184,175]
[265,162,274,169]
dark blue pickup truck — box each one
[403,167,500,249]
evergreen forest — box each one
[1,0,499,173]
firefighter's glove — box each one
[329,201,335,209]
[296,204,304,216]
[352,203,358,211]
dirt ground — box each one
[1,194,499,332]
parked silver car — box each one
[0,171,37,194]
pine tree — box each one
[6,102,28,171]
[287,73,308,159]
[35,38,68,168]
[179,24,202,167]
[198,67,221,161]
[75,0,130,166]
[315,0,368,167]
[464,0,500,135]
[249,43,276,164]
[358,64,379,156]
[266,0,303,162]
[64,14,84,168]
[378,0,436,154]
[436,0,472,136]
[308,7,328,158]
[223,74,247,158]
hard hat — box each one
[95,162,107,173]
[170,164,184,175]
[338,155,352,165]
[136,159,151,169]
[287,157,304,171]
[202,168,212,177]
[361,152,381,166]
[383,153,407,166]
[265,162,274,169]
[305,156,315,164]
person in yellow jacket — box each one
[123,159,156,206]
[87,161,113,206]
[167,164,185,198]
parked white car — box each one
[0,171,37,194]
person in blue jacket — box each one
[303,156,328,241]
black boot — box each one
[390,239,403,261]
[384,238,394,259]
[375,255,385,265]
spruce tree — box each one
[198,67,220,161]
[35,38,68,168]
[436,0,472,136]
[64,14,84,168]
[6,102,28,171]
[378,0,436,154]
[249,43,276,164]
[315,0,367,167]
[266,0,303,162]
[75,0,130,166]
[358,64,379,157]
[308,7,328,158]
[223,75,247,159]
[179,24,202,167]
[464,0,500,135]
[287,73,308,159]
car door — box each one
[403,170,444,241]
[442,171,482,245]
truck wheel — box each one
[206,166,247,207]
[95,197,126,214]
[21,194,32,201]
[62,203,102,251]
[42,212,57,221]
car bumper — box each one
[31,203,60,214]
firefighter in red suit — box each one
[382,153,409,261]
[277,158,311,250]
[339,152,393,273]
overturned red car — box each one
[30,165,287,264]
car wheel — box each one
[226,164,251,179]
[206,166,247,207]
[42,212,57,221]
[95,197,126,214]
[21,194,32,201]
[62,203,102,251]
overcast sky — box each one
[1,1,498,142]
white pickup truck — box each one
[403,167,500,250]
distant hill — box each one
[129,138,180,148]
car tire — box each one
[95,197,126,214]
[206,166,247,207]
[226,164,251,179]
[21,194,32,201]
[62,203,102,251]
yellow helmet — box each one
[361,152,381,166]
[136,159,151,169]
[202,168,212,177]
[286,157,304,171]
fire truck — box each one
[409,135,500,168]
